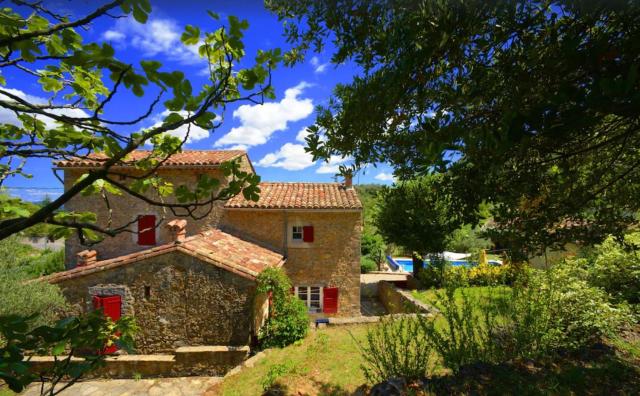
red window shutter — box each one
[302,226,314,242]
[323,287,339,314]
[137,215,156,245]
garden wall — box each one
[26,345,250,379]
[377,280,435,314]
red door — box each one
[93,295,122,354]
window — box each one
[291,225,314,244]
[137,215,156,245]
[291,225,303,241]
[295,286,322,313]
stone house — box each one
[43,150,362,353]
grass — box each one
[412,285,512,315]
[210,325,372,396]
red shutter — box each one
[323,287,339,314]
[93,295,121,354]
[302,226,314,242]
[137,215,156,245]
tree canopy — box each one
[1,0,281,242]
[268,0,640,256]
[374,174,469,255]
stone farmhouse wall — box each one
[221,209,362,316]
[57,251,257,353]
[62,155,253,268]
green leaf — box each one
[181,25,200,46]
[39,76,63,92]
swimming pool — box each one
[393,258,500,272]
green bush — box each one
[407,267,630,375]
[356,315,434,383]
[0,270,68,329]
[416,255,448,289]
[584,232,640,305]
[360,256,377,273]
[0,236,67,329]
[256,268,309,348]
[419,285,500,373]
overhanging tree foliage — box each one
[0,0,282,242]
[268,0,640,256]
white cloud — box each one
[316,155,352,174]
[146,110,210,144]
[256,143,315,171]
[214,81,314,149]
[374,172,395,182]
[102,30,125,41]
[0,88,88,129]
[296,127,310,143]
[310,56,329,74]
[101,16,201,65]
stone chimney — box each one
[343,173,353,188]
[166,219,187,243]
[77,250,97,267]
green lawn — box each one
[211,325,372,396]
[411,285,512,309]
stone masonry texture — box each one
[221,210,362,316]
[57,251,256,353]
[62,155,253,268]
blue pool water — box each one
[393,258,500,272]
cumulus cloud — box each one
[101,16,201,64]
[0,88,88,129]
[316,155,352,174]
[214,82,314,149]
[102,30,125,41]
[374,172,396,182]
[310,56,328,74]
[296,127,310,143]
[146,110,211,144]
[255,143,315,171]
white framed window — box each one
[291,225,303,242]
[295,286,322,313]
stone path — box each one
[22,376,221,396]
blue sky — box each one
[2,0,395,202]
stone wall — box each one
[378,281,435,314]
[27,345,249,378]
[62,154,254,268]
[57,251,257,353]
[222,209,362,316]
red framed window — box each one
[137,215,156,245]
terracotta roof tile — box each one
[225,182,362,210]
[56,150,246,168]
[40,230,284,284]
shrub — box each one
[361,256,377,273]
[418,284,500,373]
[490,267,631,359]
[256,268,309,348]
[0,271,68,329]
[355,315,434,383]
[467,262,506,286]
[584,233,640,305]
[416,254,448,289]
